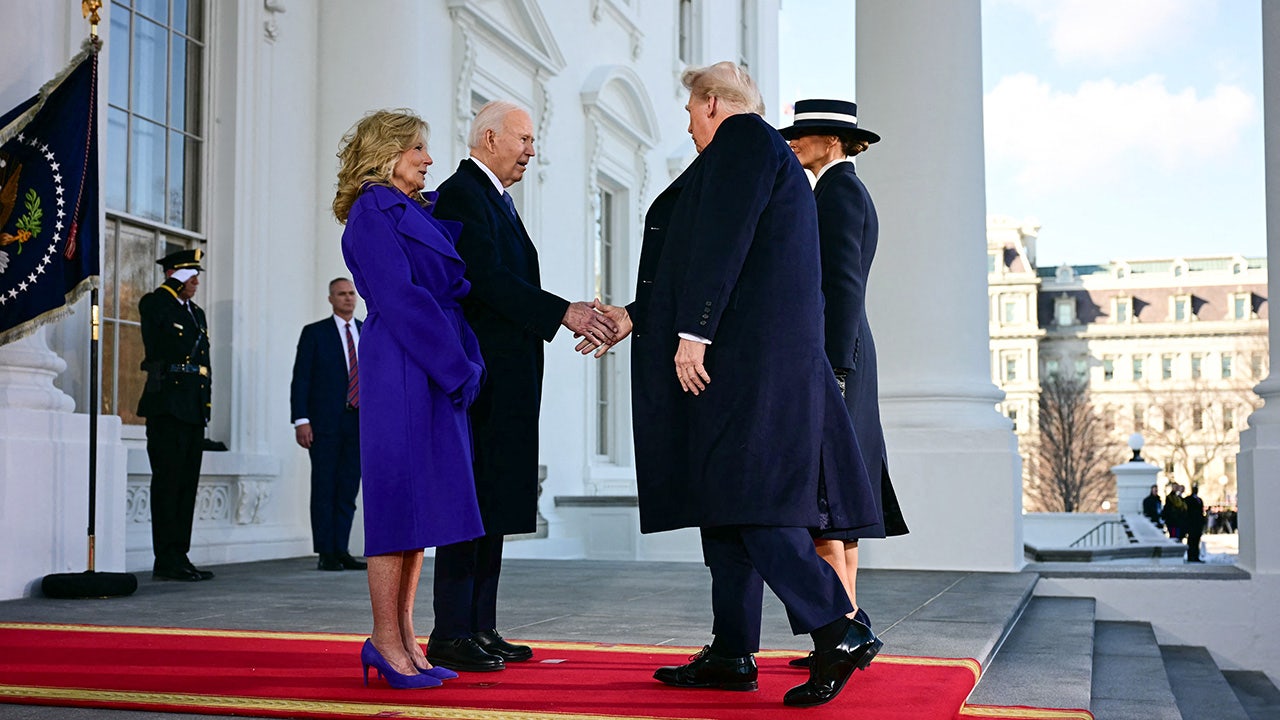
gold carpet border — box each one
[0,622,981,674]
[958,705,1094,719]
[0,684,698,720]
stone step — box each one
[874,570,1038,670]
[1091,621,1183,720]
[1161,645,1251,720]
[1222,670,1280,720]
[966,595,1095,710]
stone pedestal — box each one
[0,330,127,599]
[1112,455,1161,518]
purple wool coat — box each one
[340,184,486,555]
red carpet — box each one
[0,623,1091,719]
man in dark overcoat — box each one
[137,249,214,583]
[592,62,882,708]
[290,278,367,572]
[427,100,616,672]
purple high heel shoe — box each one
[415,645,459,680]
[361,639,442,689]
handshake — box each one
[561,299,633,358]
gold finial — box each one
[82,0,103,38]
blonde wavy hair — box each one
[681,61,765,116]
[333,109,429,224]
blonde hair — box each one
[333,109,429,224]
[681,61,765,116]
[467,100,526,150]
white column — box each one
[854,0,1023,571]
[1237,1,1280,576]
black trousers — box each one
[146,417,204,567]
[308,411,361,555]
[701,525,852,656]
[1186,528,1203,561]
[432,533,505,638]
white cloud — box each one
[984,72,1255,192]
[1000,0,1210,65]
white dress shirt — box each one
[293,314,359,427]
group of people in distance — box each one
[333,60,907,708]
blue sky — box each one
[778,0,1266,267]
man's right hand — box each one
[575,299,633,358]
[562,300,619,346]
[295,423,313,449]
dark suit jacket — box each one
[290,317,362,435]
[432,159,569,535]
[630,113,877,534]
[137,278,211,426]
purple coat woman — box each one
[342,183,486,554]
[333,109,483,689]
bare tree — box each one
[1025,374,1126,512]
[1140,376,1263,487]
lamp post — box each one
[1113,433,1160,518]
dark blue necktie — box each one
[501,191,517,218]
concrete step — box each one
[1091,621,1183,720]
[1222,670,1280,720]
[874,570,1038,670]
[1160,645,1251,720]
[966,595,1095,710]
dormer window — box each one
[1055,296,1076,326]
[1114,297,1130,323]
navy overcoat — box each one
[340,184,485,554]
[814,162,908,538]
[433,160,570,535]
[629,113,879,534]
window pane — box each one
[1116,299,1129,322]
[106,107,128,211]
[117,223,159,323]
[1175,299,1187,321]
[171,40,201,132]
[128,117,166,221]
[168,131,200,228]
[116,321,147,425]
[101,319,118,415]
[131,16,167,123]
[108,7,130,108]
[174,0,203,36]
[1133,357,1143,380]
[135,0,167,24]
[1222,355,1233,379]
[1235,297,1246,319]
[102,223,118,317]
[1162,356,1173,379]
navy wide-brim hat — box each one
[779,99,880,144]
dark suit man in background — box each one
[290,278,367,572]
[426,100,616,672]
[1184,485,1207,562]
[1142,484,1163,527]
[138,249,215,583]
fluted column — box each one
[1237,1,1280,576]
[855,0,1023,570]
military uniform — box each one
[137,249,213,582]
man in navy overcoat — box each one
[593,63,883,708]
[426,101,616,672]
[290,278,366,572]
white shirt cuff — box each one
[678,333,712,345]
[294,419,310,427]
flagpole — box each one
[40,0,137,599]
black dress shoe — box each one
[152,565,202,582]
[317,554,344,571]
[474,629,533,662]
[783,619,882,707]
[426,637,505,672]
[789,608,871,668]
[183,560,214,580]
[653,646,758,691]
[337,553,368,570]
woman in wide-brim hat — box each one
[779,99,908,661]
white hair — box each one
[467,100,528,150]
[681,61,764,116]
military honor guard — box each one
[137,249,215,582]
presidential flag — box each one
[0,39,100,346]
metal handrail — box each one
[1069,520,1131,548]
